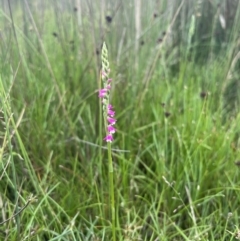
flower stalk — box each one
[99,42,116,241]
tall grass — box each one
[1,0,240,240]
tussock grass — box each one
[1,0,240,240]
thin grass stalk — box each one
[134,0,141,70]
[98,72,104,227]
[23,0,70,124]
[219,1,240,111]
[133,0,185,123]
[86,0,99,83]
[98,73,103,161]
[209,5,220,63]
[75,0,82,26]
[100,0,105,35]
[0,78,20,234]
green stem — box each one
[98,74,104,225]
[108,142,116,241]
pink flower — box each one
[98,89,107,98]
[108,104,113,110]
[108,109,115,117]
[107,125,116,133]
[98,62,116,142]
[101,71,107,78]
[107,117,116,125]
[104,134,114,142]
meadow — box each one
[1,0,240,240]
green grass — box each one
[1,0,240,240]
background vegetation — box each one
[1,0,240,240]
